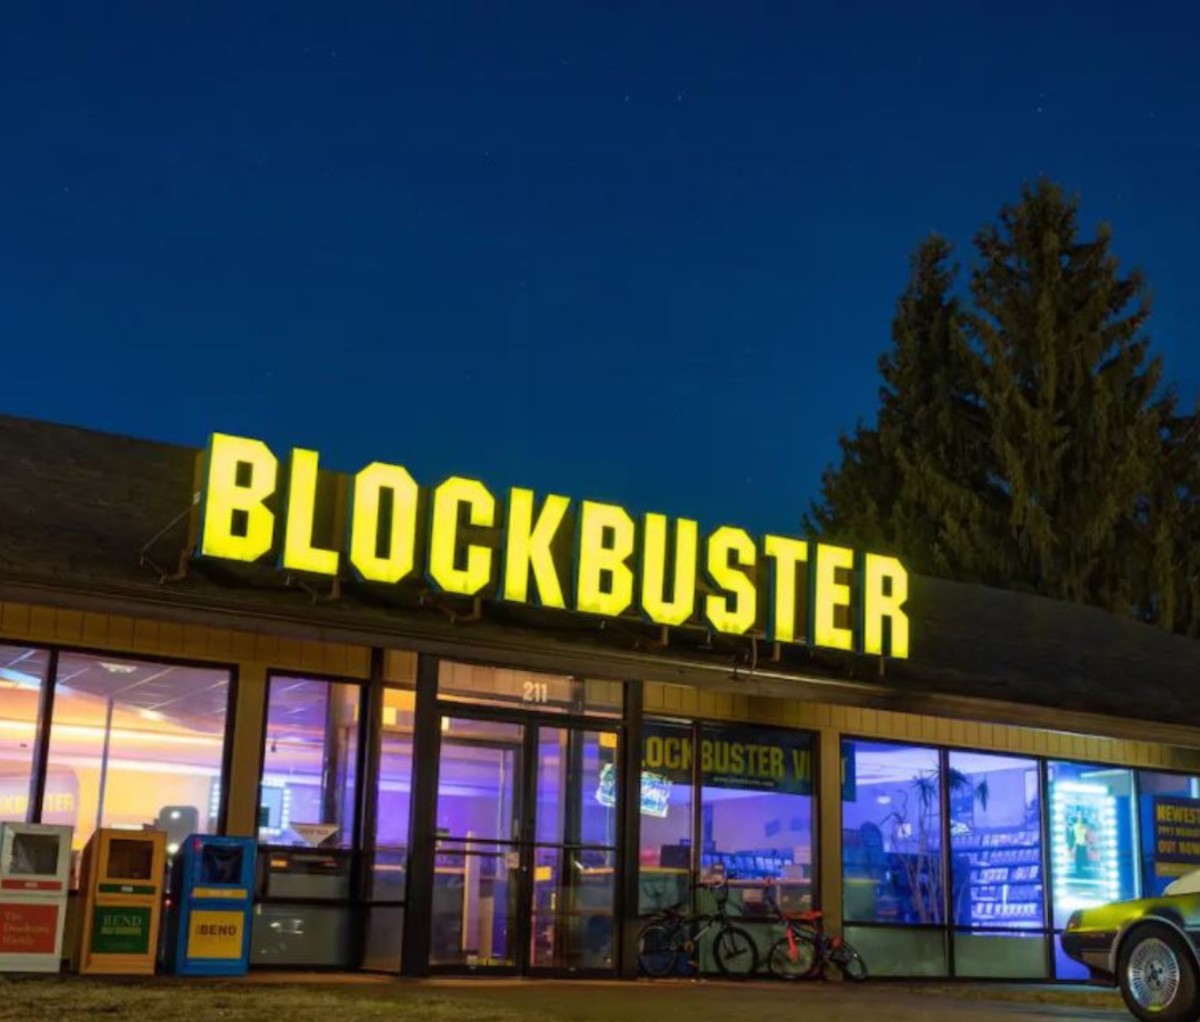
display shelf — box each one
[957,829,1044,927]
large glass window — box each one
[1137,770,1200,898]
[0,645,51,823]
[362,685,415,972]
[259,675,362,848]
[42,652,230,857]
[637,719,817,973]
[638,723,695,915]
[1047,761,1138,979]
[699,724,815,906]
[949,751,1047,978]
[841,739,947,976]
[369,687,415,901]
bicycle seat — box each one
[784,910,823,924]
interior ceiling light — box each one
[99,662,138,674]
[0,668,43,689]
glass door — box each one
[528,725,620,972]
[431,717,524,970]
[429,713,620,974]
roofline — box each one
[2,574,1197,751]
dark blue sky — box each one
[3,3,1198,535]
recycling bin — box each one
[166,835,256,975]
[0,822,73,972]
[78,828,166,974]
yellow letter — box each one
[813,543,854,651]
[575,500,635,617]
[428,477,496,596]
[703,526,757,635]
[198,433,278,562]
[863,553,910,658]
[640,514,697,626]
[281,448,339,576]
[348,462,420,584]
[502,488,569,609]
[763,535,808,644]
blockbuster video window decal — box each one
[195,432,911,659]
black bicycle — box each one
[637,878,760,979]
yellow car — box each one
[1064,871,1200,1022]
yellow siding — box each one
[0,599,372,678]
[4,597,1200,775]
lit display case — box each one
[1050,780,1122,915]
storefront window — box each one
[1048,761,1138,979]
[362,685,415,972]
[1137,770,1200,898]
[699,724,815,912]
[42,652,230,857]
[841,739,946,976]
[259,675,362,849]
[438,661,622,717]
[949,751,1047,978]
[638,723,694,914]
[369,687,415,901]
[0,645,51,823]
[842,740,943,924]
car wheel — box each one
[1117,923,1200,1022]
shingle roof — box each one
[0,413,1196,729]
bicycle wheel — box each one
[767,930,818,980]
[712,924,759,979]
[829,939,868,981]
[638,922,681,978]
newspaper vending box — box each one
[0,822,73,972]
[78,828,166,974]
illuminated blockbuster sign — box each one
[195,433,910,658]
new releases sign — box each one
[196,433,911,658]
[1153,797,1200,876]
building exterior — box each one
[0,413,1198,980]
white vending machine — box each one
[0,822,73,972]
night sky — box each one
[3,3,1198,536]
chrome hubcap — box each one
[1128,938,1182,1010]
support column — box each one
[225,662,268,837]
[617,679,644,978]
[818,726,843,938]
[400,653,441,976]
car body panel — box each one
[1063,892,1200,982]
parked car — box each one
[1063,869,1200,1022]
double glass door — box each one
[430,713,620,974]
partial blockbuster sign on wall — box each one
[194,433,911,659]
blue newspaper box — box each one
[166,835,255,976]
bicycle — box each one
[764,886,867,981]
[636,877,760,979]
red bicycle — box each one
[764,886,868,981]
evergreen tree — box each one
[1146,406,1200,636]
[967,180,1171,613]
[810,180,1199,635]
[808,236,990,579]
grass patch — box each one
[0,977,554,1022]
